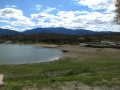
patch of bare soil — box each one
[34,44,58,48]
[23,81,120,90]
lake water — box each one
[0,44,64,64]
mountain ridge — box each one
[0,28,20,36]
[0,27,112,36]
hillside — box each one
[22,27,99,35]
[0,27,111,36]
[0,28,20,36]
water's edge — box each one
[0,44,67,65]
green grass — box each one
[0,48,120,89]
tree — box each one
[114,0,120,24]
[79,37,85,43]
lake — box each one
[0,44,64,64]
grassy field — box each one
[0,46,120,90]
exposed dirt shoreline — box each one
[31,44,120,90]
[34,43,120,58]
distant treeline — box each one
[0,33,80,45]
[0,33,120,45]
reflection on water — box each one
[0,44,64,64]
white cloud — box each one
[0,20,9,23]
[57,11,74,18]
[36,5,42,10]
[105,3,116,13]
[0,25,19,31]
[31,7,118,31]
[21,27,33,31]
[0,8,23,19]
[43,7,56,13]
[76,0,114,10]
[0,8,35,27]
[31,12,53,20]
[0,2,119,32]
[31,10,86,29]
[11,5,17,8]
[10,18,35,27]
[0,26,35,32]
[5,5,17,8]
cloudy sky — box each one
[0,0,119,32]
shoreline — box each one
[33,43,120,59]
[1,43,120,65]
[0,43,70,65]
[1,43,120,90]
[2,43,120,58]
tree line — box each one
[0,33,120,45]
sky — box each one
[0,0,119,32]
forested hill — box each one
[0,28,19,36]
[22,27,99,35]
[0,27,112,36]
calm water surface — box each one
[0,44,64,64]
